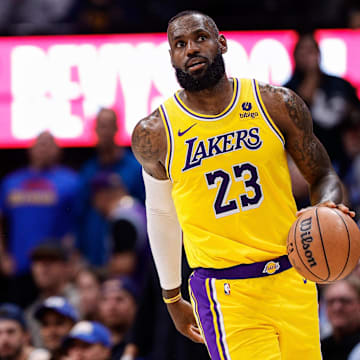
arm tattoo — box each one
[283,90,310,132]
[283,90,330,183]
[131,109,168,179]
[261,83,343,204]
[132,109,162,163]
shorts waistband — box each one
[194,255,292,280]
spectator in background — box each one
[342,113,360,219]
[321,275,360,360]
[98,277,138,360]
[63,321,111,360]
[77,108,144,267]
[10,0,79,35]
[34,297,79,358]
[0,303,50,360]
[348,5,360,29]
[122,255,209,360]
[91,172,147,282]
[75,267,103,321]
[0,0,13,35]
[76,0,142,34]
[0,131,79,276]
[26,242,79,348]
[285,33,360,178]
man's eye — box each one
[198,35,207,41]
[176,41,185,48]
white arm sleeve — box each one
[143,169,182,290]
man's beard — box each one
[175,52,225,92]
[0,344,23,360]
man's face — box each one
[294,35,320,73]
[325,281,360,333]
[95,110,118,147]
[98,284,136,331]
[0,320,26,359]
[40,310,74,352]
[29,132,60,169]
[31,258,66,290]
[76,271,101,318]
[67,340,110,360]
[168,14,226,91]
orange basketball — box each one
[287,207,360,283]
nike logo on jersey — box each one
[178,123,197,137]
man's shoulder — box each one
[54,165,78,176]
[132,108,165,148]
[322,73,355,91]
[52,166,79,183]
[1,168,31,186]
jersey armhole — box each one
[251,79,285,147]
[158,105,173,182]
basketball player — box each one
[131,10,355,359]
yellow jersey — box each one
[159,78,297,269]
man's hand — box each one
[0,252,15,276]
[296,200,355,218]
[166,298,204,343]
[121,344,138,360]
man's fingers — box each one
[191,324,201,335]
[188,325,205,343]
[336,204,356,218]
[297,202,356,219]
[320,201,336,208]
[296,207,311,217]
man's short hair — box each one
[30,241,69,262]
[0,304,27,330]
[168,10,219,37]
[101,276,139,302]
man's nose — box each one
[186,40,200,55]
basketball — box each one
[287,207,360,283]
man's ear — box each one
[218,34,228,54]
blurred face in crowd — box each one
[31,258,67,291]
[29,131,60,169]
[95,109,118,148]
[40,310,74,352]
[0,320,26,359]
[76,270,101,320]
[109,252,137,277]
[67,339,110,360]
[349,10,360,29]
[98,280,136,332]
[294,34,320,73]
[93,187,125,216]
[324,281,360,335]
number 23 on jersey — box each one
[205,162,264,218]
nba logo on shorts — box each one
[224,283,231,295]
[262,261,280,275]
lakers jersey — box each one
[159,78,297,269]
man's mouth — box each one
[186,57,207,70]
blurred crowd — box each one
[0,107,210,360]
[0,3,360,360]
[0,0,360,35]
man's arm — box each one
[131,110,203,343]
[260,83,354,216]
[131,109,168,180]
